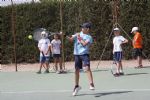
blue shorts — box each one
[75,54,90,69]
[40,56,50,63]
[113,52,122,62]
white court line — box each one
[1,89,150,94]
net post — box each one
[60,0,65,70]
[11,0,17,72]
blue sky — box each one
[0,0,40,6]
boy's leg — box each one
[75,68,80,86]
[82,55,95,90]
[54,58,58,71]
[72,55,82,96]
[73,68,81,96]
[44,57,50,73]
[120,61,123,72]
[74,55,82,86]
[135,49,143,68]
[116,62,120,73]
[86,67,94,89]
[137,56,143,67]
[39,63,43,71]
[59,57,63,71]
[118,61,124,75]
[113,52,122,76]
[37,57,44,74]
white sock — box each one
[117,69,119,73]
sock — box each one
[117,69,119,73]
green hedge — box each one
[0,0,150,64]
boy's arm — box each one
[78,36,91,46]
[60,40,62,48]
[66,36,74,42]
[80,39,89,46]
[46,44,51,55]
[66,33,79,42]
[38,44,42,53]
[38,47,43,53]
[121,36,128,44]
[122,38,128,44]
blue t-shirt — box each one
[73,31,93,55]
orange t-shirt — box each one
[133,32,142,48]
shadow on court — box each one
[76,91,132,97]
[125,73,148,76]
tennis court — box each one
[0,61,150,100]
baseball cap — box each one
[131,27,139,33]
[41,31,46,35]
[113,27,120,31]
[80,22,92,29]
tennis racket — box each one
[33,28,47,41]
[33,28,62,41]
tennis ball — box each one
[28,35,33,39]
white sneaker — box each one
[89,83,95,90]
[72,86,81,96]
[56,71,61,74]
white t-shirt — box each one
[38,38,51,57]
[51,39,61,54]
[113,36,126,52]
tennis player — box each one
[67,22,95,96]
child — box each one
[51,34,63,74]
[113,28,128,76]
[37,31,51,74]
[67,22,95,96]
[131,27,143,68]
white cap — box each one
[41,31,46,35]
[113,28,120,31]
[131,27,139,33]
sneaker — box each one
[135,65,143,69]
[72,85,81,96]
[56,71,61,74]
[89,83,95,90]
[113,73,120,77]
[36,71,41,74]
[59,70,66,74]
[119,72,124,75]
[44,70,49,73]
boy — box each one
[67,22,95,96]
[113,28,128,76]
[37,31,51,74]
[51,34,63,74]
[131,27,143,68]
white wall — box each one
[0,0,40,6]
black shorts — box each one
[132,48,142,58]
[53,54,61,59]
[75,54,90,69]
